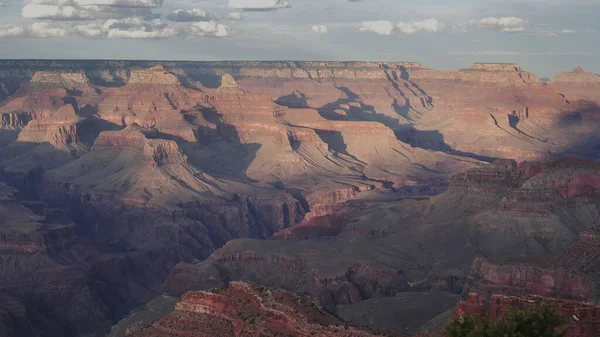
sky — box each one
[0,0,598,77]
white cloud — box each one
[74,18,176,39]
[29,22,68,37]
[22,4,153,20]
[0,23,68,38]
[22,0,160,21]
[226,12,245,20]
[228,0,290,10]
[0,2,9,7]
[0,25,26,37]
[167,8,217,22]
[358,20,393,36]
[25,0,162,7]
[311,25,328,35]
[183,21,233,38]
[465,17,528,33]
[73,22,106,37]
[560,29,576,34]
[397,19,444,34]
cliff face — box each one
[465,258,593,301]
[457,226,600,336]
[0,187,115,337]
[130,282,406,337]
[2,60,599,162]
[162,156,600,325]
[548,67,600,103]
[0,61,599,337]
[453,293,600,337]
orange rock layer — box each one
[133,282,405,337]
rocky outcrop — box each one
[131,282,407,337]
[454,293,600,337]
[96,66,200,142]
[462,225,600,308]
[126,65,182,87]
[449,159,527,192]
[497,158,600,212]
[548,67,600,107]
[0,191,115,337]
[28,71,98,93]
[0,111,32,129]
[464,258,593,301]
[0,61,599,337]
[14,105,81,145]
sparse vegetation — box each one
[444,305,567,337]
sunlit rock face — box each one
[130,282,407,337]
[0,60,599,337]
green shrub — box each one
[444,305,567,337]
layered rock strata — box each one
[131,282,407,337]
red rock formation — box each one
[454,293,600,337]
[0,61,598,337]
[132,282,406,337]
[548,67,600,104]
[96,65,201,142]
[0,71,98,173]
[498,158,600,212]
[466,258,593,302]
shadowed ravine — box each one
[1,60,600,337]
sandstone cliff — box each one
[131,282,407,337]
[0,61,598,337]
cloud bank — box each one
[184,21,234,37]
[311,25,328,34]
[0,25,25,37]
[21,0,161,21]
[75,18,176,38]
[167,8,217,22]
[0,22,67,37]
[397,18,444,34]
[358,20,393,35]
[226,12,245,20]
[465,17,528,33]
[228,0,290,10]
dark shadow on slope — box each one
[551,102,600,160]
[76,117,121,148]
[0,128,19,148]
[397,65,434,108]
[314,130,348,154]
[78,104,100,118]
[0,78,25,103]
[66,89,83,97]
[559,111,583,126]
[182,69,222,89]
[180,107,261,183]
[85,69,128,88]
[322,85,493,162]
[398,128,494,162]
[507,110,540,141]
[275,91,309,108]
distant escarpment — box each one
[0,61,599,337]
[548,67,600,103]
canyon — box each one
[0,60,599,336]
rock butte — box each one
[0,60,599,337]
[130,282,407,337]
